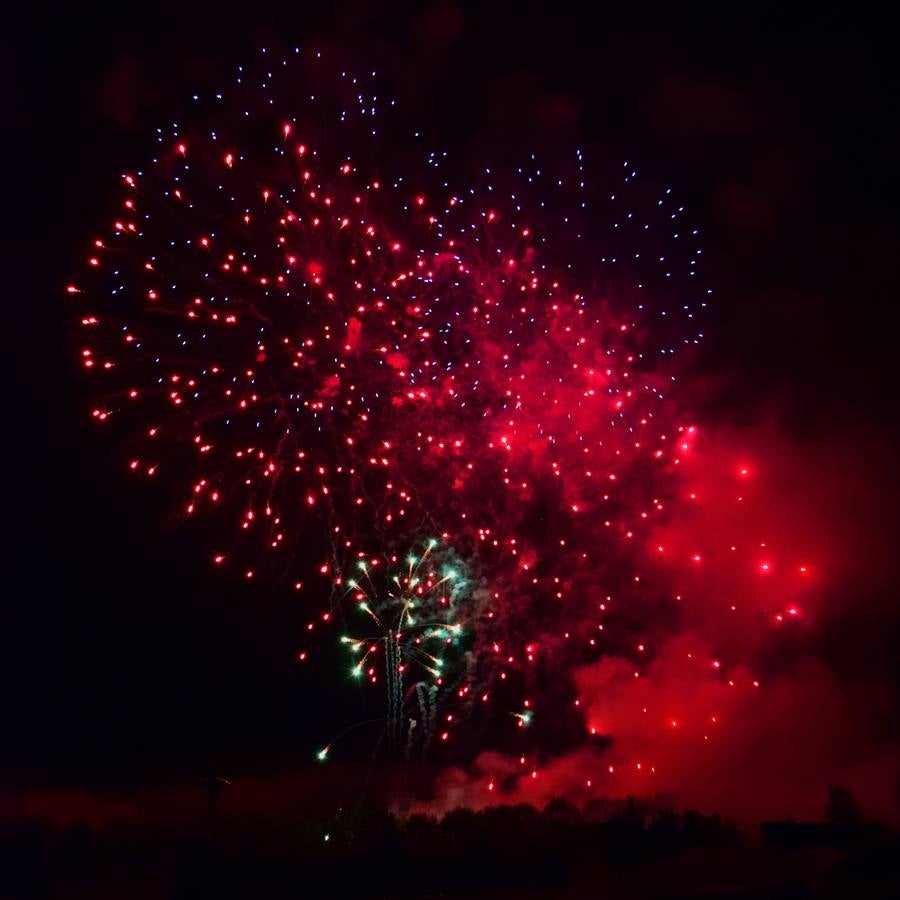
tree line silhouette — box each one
[1,786,897,898]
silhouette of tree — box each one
[825,784,863,827]
[2,793,897,898]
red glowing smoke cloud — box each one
[421,423,900,821]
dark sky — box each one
[5,2,900,816]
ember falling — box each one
[8,6,900,830]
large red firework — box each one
[68,47,813,780]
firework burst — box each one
[330,539,477,758]
[68,46,813,780]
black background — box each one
[5,2,899,792]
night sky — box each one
[5,2,900,825]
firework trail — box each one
[335,540,475,758]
